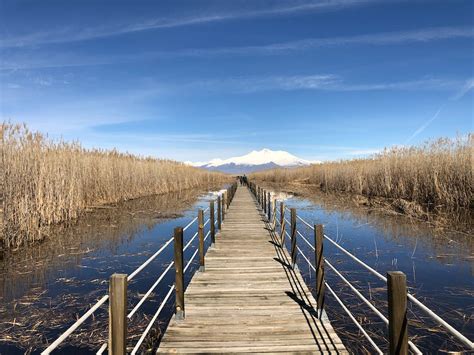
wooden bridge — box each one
[41,181,474,355]
[158,185,346,353]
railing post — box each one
[210,200,215,246]
[280,202,285,246]
[217,195,222,230]
[290,208,297,269]
[267,192,271,222]
[109,273,127,355]
[388,271,408,355]
[223,191,227,220]
[198,209,205,272]
[315,224,325,315]
[174,227,185,320]
[272,198,277,230]
[263,190,267,215]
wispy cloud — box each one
[347,148,381,155]
[177,74,464,94]
[2,25,472,71]
[0,0,377,48]
[173,26,474,57]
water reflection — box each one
[0,186,221,353]
[268,185,473,353]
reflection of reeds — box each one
[1,123,229,250]
[0,187,208,351]
[251,136,473,211]
[0,187,206,302]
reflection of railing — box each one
[41,183,238,355]
[249,182,474,354]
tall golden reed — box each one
[251,136,473,210]
[1,123,228,250]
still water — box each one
[272,188,473,354]
[0,186,472,354]
[0,187,223,354]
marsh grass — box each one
[1,123,228,250]
[251,136,473,212]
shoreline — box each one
[254,181,473,236]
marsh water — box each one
[0,187,223,354]
[0,185,472,354]
[271,186,473,354]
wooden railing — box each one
[42,182,238,355]
[249,182,474,355]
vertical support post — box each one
[290,208,297,269]
[267,192,271,222]
[223,191,227,220]
[388,271,408,355]
[280,202,285,246]
[263,190,267,215]
[267,192,272,223]
[210,200,215,246]
[174,227,185,320]
[272,198,277,230]
[198,210,205,272]
[109,274,127,355]
[217,195,222,230]
[280,202,284,226]
[315,224,325,315]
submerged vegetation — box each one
[1,123,228,250]
[251,136,473,214]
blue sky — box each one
[1,0,473,162]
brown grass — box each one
[1,123,229,250]
[251,136,473,211]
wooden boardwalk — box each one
[158,186,347,354]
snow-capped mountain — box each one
[186,149,317,174]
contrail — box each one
[405,78,473,144]
[405,105,444,144]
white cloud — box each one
[172,26,474,57]
[176,74,464,94]
[3,25,472,70]
[0,0,378,48]
[6,83,21,89]
[348,149,381,155]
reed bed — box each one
[251,136,473,211]
[1,123,228,250]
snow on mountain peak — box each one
[193,148,313,168]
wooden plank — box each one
[157,185,347,354]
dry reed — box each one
[1,123,228,250]
[251,136,473,211]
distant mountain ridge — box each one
[186,149,318,174]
